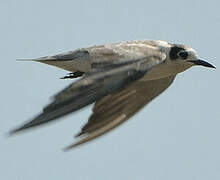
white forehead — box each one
[155,41,199,59]
[185,47,199,59]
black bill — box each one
[190,59,216,68]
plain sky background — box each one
[1,0,220,179]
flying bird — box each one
[10,40,215,150]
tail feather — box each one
[16,56,56,62]
[16,49,90,72]
[16,56,79,72]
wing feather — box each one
[10,56,163,134]
[65,75,176,149]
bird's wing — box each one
[10,49,166,134]
[18,40,163,72]
[89,40,163,70]
[64,75,176,150]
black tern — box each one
[10,40,215,150]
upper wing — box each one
[20,40,163,72]
[10,50,165,135]
[64,75,176,150]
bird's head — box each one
[167,44,215,71]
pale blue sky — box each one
[1,0,220,179]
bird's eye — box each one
[178,50,188,59]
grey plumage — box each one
[10,47,164,133]
[11,40,215,149]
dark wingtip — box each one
[74,131,83,138]
[5,130,17,138]
[62,143,78,151]
[8,127,23,136]
[62,145,73,152]
[63,133,88,151]
[8,122,36,136]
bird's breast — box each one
[140,62,191,81]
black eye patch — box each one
[169,46,185,60]
[178,51,188,59]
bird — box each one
[10,40,215,150]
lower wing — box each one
[64,75,176,150]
